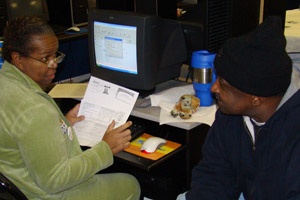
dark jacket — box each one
[186,89,300,200]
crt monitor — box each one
[88,9,187,95]
[6,0,49,22]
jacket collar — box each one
[1,61,46,95]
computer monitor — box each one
[88,9,187,96]
[6,0,49,22]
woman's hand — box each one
[102,121,132,155]
[65,104,85,126]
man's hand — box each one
[102,120,132,155]
[65,104,85,126]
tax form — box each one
[73,76,139,147]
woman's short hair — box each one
[2,16,55,62]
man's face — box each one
[16,34,59,88]
[211,77,253,115]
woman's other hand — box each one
[65,103,85,126]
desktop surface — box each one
[56,25,88,41]
[52,79,210,200]
[132,80,202,130]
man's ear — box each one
[11,52,23,70]
[251,95,265,106]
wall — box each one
[54,36,91,83]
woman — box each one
[0,16,140,199]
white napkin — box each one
[159,101,217,126]
[149,84,217,126]
[149,85,194,107]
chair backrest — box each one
[0,173,28,200]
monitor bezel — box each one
[88,9,160,91]
[6,0,50,22]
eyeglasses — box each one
[25,51,65,68]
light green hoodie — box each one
[0,61,140,200]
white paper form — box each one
[73,76,139,147]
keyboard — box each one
[129,123,146,141]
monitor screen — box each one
[6,0,49,22]
[88,9,187,96]
[94,21,137,74]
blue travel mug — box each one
[191,50,216,106]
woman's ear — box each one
[11,52,23,70]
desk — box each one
[56,26,88,42]
[54,80,211,200]
[103,80,210,200]
[111,116,209,200]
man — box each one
[185,16,300,199]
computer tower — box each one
[179,0,287,56]
[46,0,88,28]
[263,0,287,27]
[96,0,177,20]
[135,0,177,20]
[97,0,134,12]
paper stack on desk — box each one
[73,76,139,147]
[48,83,88,99]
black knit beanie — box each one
[214,16,292,97]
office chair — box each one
[0,173,28,200]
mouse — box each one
[66,26,80,32]
[141,137,167,153]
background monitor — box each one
[88,9,187,96]
[6,0,49,22]
[46,0,89,29]
[96,0,177,20]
